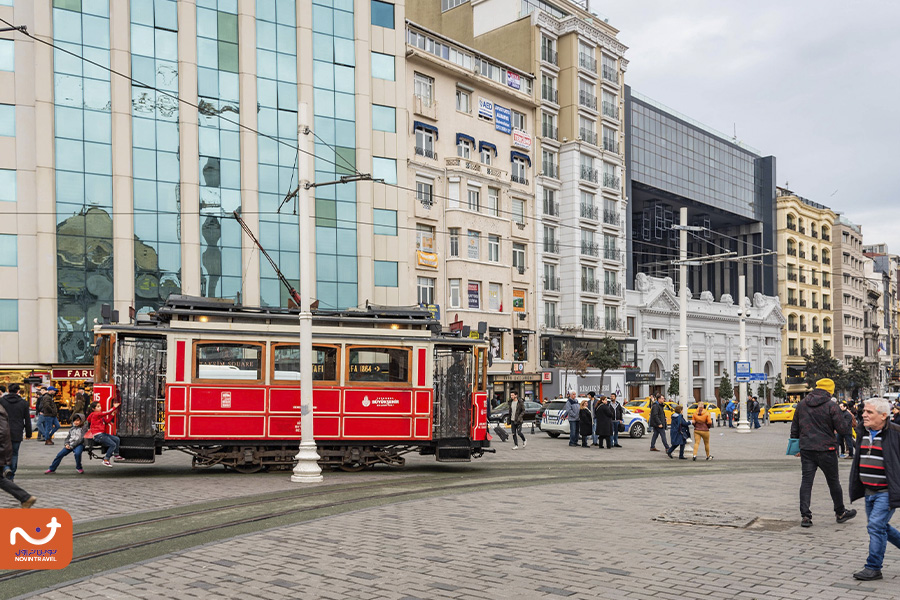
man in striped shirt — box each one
[849,397,900,581]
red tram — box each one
[89,296,491,472]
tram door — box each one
[115,335,166,439]
[433,347,472,440]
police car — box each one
[540,397,647,439]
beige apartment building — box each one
[832,216,866,365]
[403,22,541,400]
[407,0,630,382]
[777,187,835,399]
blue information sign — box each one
[495,105,512,134]
[735,361,751,377]
[748,373,767,382]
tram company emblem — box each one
[0,509,73,570]
[362,395,371,407]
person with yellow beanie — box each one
[790,377,856,528]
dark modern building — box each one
[624,87,777,297]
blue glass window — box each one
[0,40,13,71]
[0,169,15,202]
[0,299,16,332]
[372,104,395,132]
[371,0,394,28]
[0,104,14,136]
[0,234,16,266]
[373,209,397,236]
[374,261,398,287]
[372,157,397,184]
[370,52,394,80]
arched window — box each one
[786,214,796,230]
[649,359,663,379]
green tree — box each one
[773,373,787,401]
[667,364,680,398]
[594,336,622,396]
[757,382,770,404]
[844,356,872,399]
[555,344,590,395]
[718,370,734,402]
[803,342,845,390]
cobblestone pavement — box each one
[7,423,897,599]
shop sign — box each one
[419,303,441,320]
[506,71,521,90]
[51,369,94,380]
[541,372,552,383]
[626,371,655,384]
[478,97,494,120]
[512,362,525,374]
[512,289,526,312]
[512,129,532,150]
[494,105,512,134]
[494,374,540,382]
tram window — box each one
[347,347,410,383]
[93,334,112,384]
[195,343,263,381]
[272,344,338,382]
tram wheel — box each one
[339,462,367,472]
[232,462,265,474]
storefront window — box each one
[513,333,528,361]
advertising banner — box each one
[468,282,480,309]
[478,97,494,120]
[512,129,532,150]
[506,71,521,90]
[512,289,526,312]
[494,105,512,134]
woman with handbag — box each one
[692,402,713,461]
[667,405,691,459]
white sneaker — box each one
[522,439,527,447]
[102,460,113,467]
[512,445,519,450]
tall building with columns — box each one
[0,0,409,377]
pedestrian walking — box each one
[667,405,691,459]
[85,400,122,466]
[565,391,580,447]
[588,391,599,446]
[0,383,32,481]
[692,401,713,461]
[0,403,36,508]
[594,395,615,449]
[578,401,593,448]
[725,398,735,428]
[848,397,900,581]
[508,391,526,450]
[37,386,61,444]
[790,378,857,528]
[892,404,900,427]
[837,402,856,459]
[610,393,624,448]
[71,385,88,416]
[649,393,670,453]
[749,396,761,429]
[45,413,87,474]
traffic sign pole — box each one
[736,275,751,433]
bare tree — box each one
[555,344,590,395]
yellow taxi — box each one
[687,402,722,425]
[625,398,676,424]
[768,402,797,423]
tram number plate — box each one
[221,391,232,408]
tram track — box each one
[0,460,796,599]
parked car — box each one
[625,398,677,424]
[686,403,721,427]
[541,398,647,439]
[768,402,798,423]
[489,400,543,424]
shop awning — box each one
[510,150,531,166]
[413,120,438,139]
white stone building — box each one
[625,274,784,406]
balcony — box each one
[603,209,620,226]
[812,253,819,262]
[787,273,798,282]
[787,223,796,231]
[580,203,599,220]
[542,122,558,140]
[799,226,806,234]
[789,349,799,356]
[823,257,831,265]
[822,233,831,241]
[581,241,600,257]
[601,101,617,119]
[414,146,437,160]
[580,165,599,183]
[813,325,820,333]
[543,240,560,254]
[541,85,558,104]
[602,137,619,153]
[800,300,807,307]
[824,325,832,333]
[579,52,597,73]
[824,303,831,310]
[799,275,806,283]
[511,173,528,186]
[412,94,437,119]
[603,247,621,261]
[812,301,819,309]
[823,280,831,288]
[583,316,602,330]
[601,65,617,83]
[788,298,798,306]
[603,173,620,189]
[579,91,597,111]
[544,277,561,292]
[604,282,623,296]
[799,250,806,259]
[605,318,624,332]
[582,278,600,293]
[485,165,507,179]
[542,161,559,179]
[811,230,818,238]
[800,324,807,332]
[446,157,481,173]
[787,248,797,256]
[543,200,560,217]
[579,128,598,146]
[541,46,558,65]
[544,314,559,329]
[812,277,819,285]
[788,323,798,331]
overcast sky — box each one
[603,0,900,248]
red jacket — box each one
[85,406,118,436]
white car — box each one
[540,398,647,439]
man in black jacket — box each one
[0,403,36,507]
[649,394,670,453]
[0,383,32,481]
[790,378,857,528]
[848,397,900,581]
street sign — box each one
[748,373,768,382]
[735,361,751,377]
[735,376,751,383]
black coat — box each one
[594,402,615,437]
[649,401,666,429]
[613,402,624,421]
[578,408,593,436]
[850,421,900,509]
[0,393,31,443]
[0,404,12,466]
[790,389,848,451]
